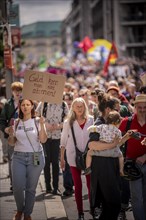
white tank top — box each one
[14,118,42,152]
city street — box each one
[0,1,145,219]
[0,139,134,220]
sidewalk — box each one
[0,140,67,220]
[0,140,134,220]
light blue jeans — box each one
[129,163,146,220]
[11,151,45,216]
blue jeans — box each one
[11,151,45,216]
[130,163,146,220]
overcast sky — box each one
[13,0,72,26]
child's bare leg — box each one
[83,150,93,175]
[86,149,93,168]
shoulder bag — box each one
[71,126,87,170]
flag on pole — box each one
[103,42,118,76]
[78,36,93,53]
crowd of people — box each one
[0,58,146,220]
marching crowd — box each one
[0,60,146,220]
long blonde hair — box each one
[67,97,89,127]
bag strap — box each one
[23,121,36,152]
[71,125,90,154]
[61,101,66,122]
[22,119,40,152]
[71,126,78,150]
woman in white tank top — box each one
[8,99,47,220]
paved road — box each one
[0,139,134,220]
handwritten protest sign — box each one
[22,70,66,104]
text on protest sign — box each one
[22,70,66,104]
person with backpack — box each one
[7,99,47,220]
[36,101,69,195]
[119,94,146,220]
[0,81,23,191]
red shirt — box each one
[80,121,86,129]
[119,114,146,159]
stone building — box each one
[21,21,62,62]
[62,0,146,59]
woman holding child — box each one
[88,92,132,220]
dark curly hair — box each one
[98,93,116,113]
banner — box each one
[11,27,21,50]
[22,70,66,104]
[87,39,112,62]
[3,23,13,69]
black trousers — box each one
[120,176,130,209]
[63,151,74,191]
[43,138,60,190]
[90,156,121,220]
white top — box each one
[88,124,122,157]
[14,118,43,152]
[36,102,69,139]
[96,124,122,142]
[60,115,94,167]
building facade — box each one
[21,21,62,62]
[62,0,146,59]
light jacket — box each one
[60,115,94,167]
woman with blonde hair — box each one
[60,97,94,220]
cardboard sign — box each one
[22,70,66,104]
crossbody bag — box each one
[23,119,40,166]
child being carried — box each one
[84,111,132,176]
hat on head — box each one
[107,86,119,93]
[134,94,146,104]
